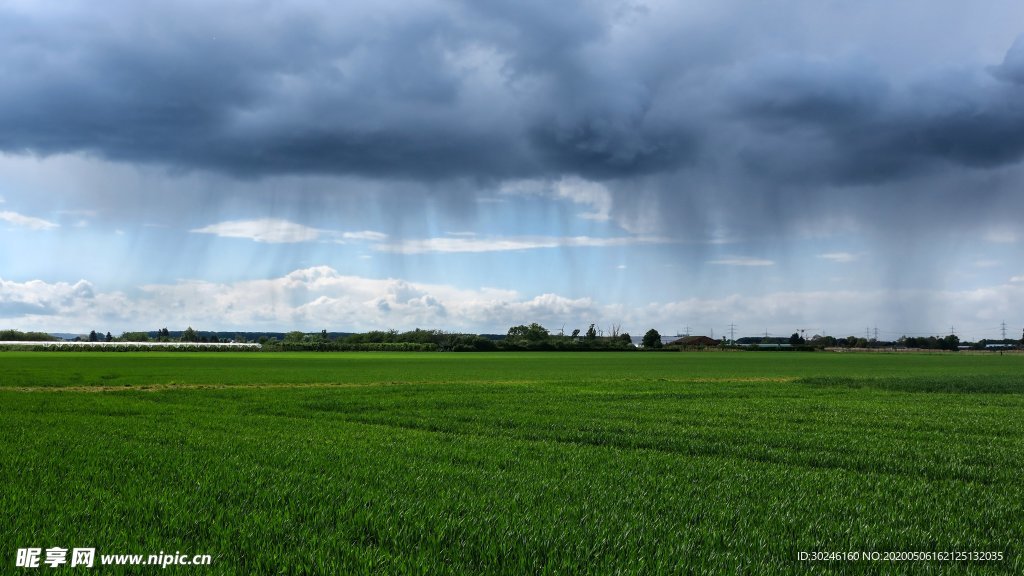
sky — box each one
[1,0,1023,341]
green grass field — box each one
[2,351,1022,574]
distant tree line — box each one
[498,323,636,351]
[735,333,975,351]
[253,324,646,352]
[898,335,961,350]
[261,328,497,352]
[79,327,281,344]
[14,324,1020,353]
[0,329,58,342]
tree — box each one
[571,329,581,339]
[507,325,528,340]
[585,324,597,340]
[810,335,836,348]
[521,323,549,342]
[181,326,198,342]
[789,332,805,346]
[506,323,549,342]
[105,332,113,342]
[942,334,960,351]
[642,329,662,349]
[619,333,632,346]
[88,330,99,342]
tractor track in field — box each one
[1,376,797,392]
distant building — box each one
[985,343,1015,350]
[668,335,721,347]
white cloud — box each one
[0,268,591,333]
[973,259,1001,269]
[192,218,322,243]
[376,235,669,254]
[708,256,774,266]
[378,237,555,254]
[554,177,612,221]
[0,210,59,230]
[818,252,860,263]
[130,267,591,332]
[636,285,1024,341]
[191,219,387,244]
[0,277,105,319]
[341,230,388,242]
[1011,275,1024,283]
[500,177,612,221]
[2,268,1022,340]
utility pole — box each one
[873,326,878,341]
[1001,321,1007,340]
[729,323,736,343]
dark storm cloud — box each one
[0,0,695,180]
[2,0,1024,242]
[731,55,1024,185]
